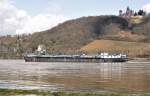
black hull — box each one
[24,56,128,63]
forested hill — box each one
[28,16,130,53]
[0,15,150,57]
[28,15,150,53]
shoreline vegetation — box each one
[0,89,149,96]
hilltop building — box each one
[119,6,134,17]
[119,6,146,18]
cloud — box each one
[142,3,150,13]
[0,0,69,35]
[16,14,68,34]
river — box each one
[0,60,149,93]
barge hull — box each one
[24,56,128,62]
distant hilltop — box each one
[119,6,146,18]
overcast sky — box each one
[0,0,150,35]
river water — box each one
[0,60,149,93]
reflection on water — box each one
[0,60,149,93]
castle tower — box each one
[126,6,130,16]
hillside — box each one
[132,15,150,42]
[1,15,150,58]
[28,16,130,53]
[80,40,150,57]
[27,15,150,53]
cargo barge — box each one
[24,45,128,62]
[24,53,128,62]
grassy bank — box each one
[81,40,150,58]
[0,89,150,96]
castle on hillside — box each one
[119,6,146,18]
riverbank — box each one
[0,89,149,96]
